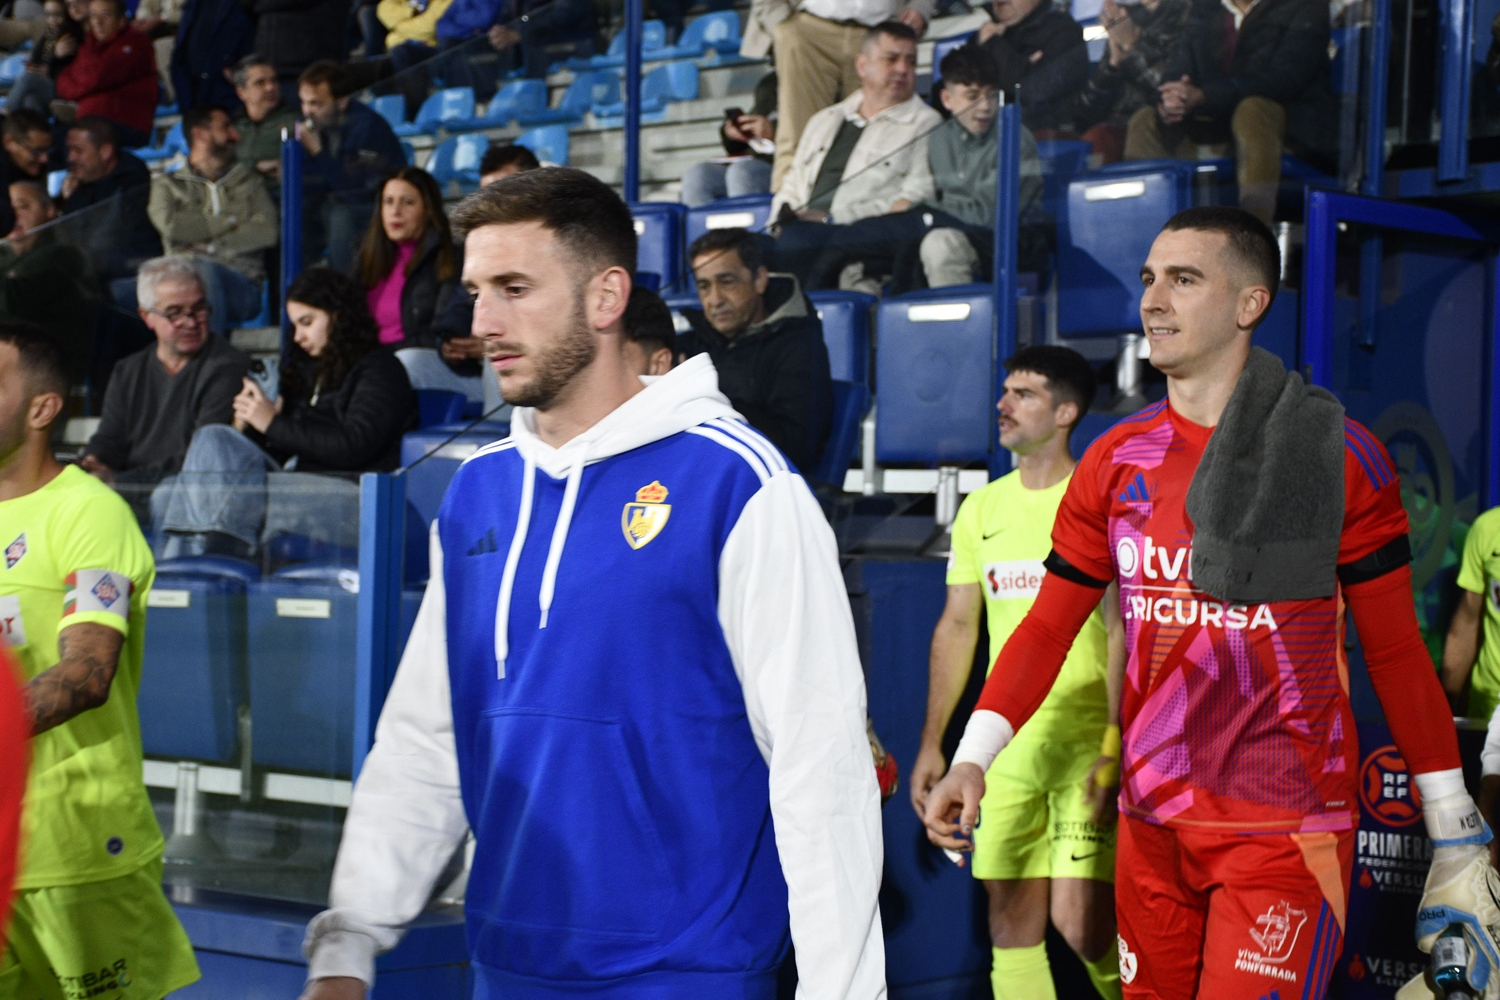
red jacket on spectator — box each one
[55,24,158,139]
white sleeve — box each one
[1483,700,1500,777]
[304,526,470,985]
[717,471,887,1000]
[771,118,820,218]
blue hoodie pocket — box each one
[469,708,677,942]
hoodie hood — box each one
[489,353,741,674]
[748,273,809,333]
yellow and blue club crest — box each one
[622,481,671,549]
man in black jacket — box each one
[1067,0,1190,161]
[1123,0,1336,222]
[970,0,1088,132]
[57,116,162,285]
[677,228,833,477]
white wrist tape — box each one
[951,710,1016,773]
[1416,769,1492,848]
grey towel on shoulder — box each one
[1186,347,1346,604]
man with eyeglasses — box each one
[81,256,249,494]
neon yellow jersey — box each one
[0,464,160,889]
[947,470,1109,740]
[1457,505,1500,722]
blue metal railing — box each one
[989,100,1022,482]
[279,131,303,356]
[623,0,643,201]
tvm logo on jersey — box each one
[1116,535,1280,631]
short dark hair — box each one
[1161,205,1281,308]
[2,109,48,142]
[298,59,349,96]
[480,143,540,178]
[687,227,764,275]
[182,104,231,141]
[1004,345,1097,433]
[90,0,125,15]
[623,286,676,357]
[67,116,117,153]
[864,19,917,47]
[449,166,637,277]
[231,53,275,89]
[0,319,70,405]
[939,44,997,89]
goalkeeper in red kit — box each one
[923,206,1498,999]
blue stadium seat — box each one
[46,169,65,199]
[401,424,512,527]
[396,86,475,136]
[154,101,177,118]
[813,379,868,486]
[569,19,668,69]
[929,32,974,85]
[875,285,996,464]
[456,78,547,130]
[0,53,27,86]
[1035,139,1093,214]
[138,557,257,763]
[133,120,187,162]
[684,194,774,247]
[416,389,466,428]
[370,94,408,132]
[592,60,698,124]
[631,203,687,294]
[518,70,618,126]
[400,139,416,165]
[807,289,873,386]
[426,133,489,189]
[516,124,570,165]
[655,10,740,59]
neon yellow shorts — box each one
[0,858,200,1000]
[971,737,1117,884]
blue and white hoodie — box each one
[304,355,886,999]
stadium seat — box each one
[417,389,466,428]
[875,285,996,464]
[400,139,416,166]
[516,125,570,166]
[929,32,974,85]
[568,19,668,69]
[154,101,177,118]
[426,133,489,189]
[1036,139,1093,214]
[456,78,547,131]
[655,10,740,59]
[0,53,27,86]
[133,120,187,163]
[137,557,256,763]
[401,424,511,527]
[813,379,869,486]
[518,70,618,126]
[592,60,698,125]
[684,194,774,247]
[46,169,65,199]
[807,290,873,386]
[370,94,407,132]
[396,86,475,137]
[631,202,687,294]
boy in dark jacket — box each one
[677,228,833,477]
[970,0,1088,132]
[1122,0,1336,222]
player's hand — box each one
[922,761,985,860]
[1085,754,1120,827]
[1407,842,1500,997]
[909,743,947,820]
[298,976,367,1000]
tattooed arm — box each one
[24,623,125,735]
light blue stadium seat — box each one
[656,10,740,59]
[0,53,27,86]
[138,557,257,763]
[154,101,177,118]
[631,202,687,293]
[46,169,65,199]
[400,424,512,527]
[416,389,466,428]
[684,194,774,247]
[518,70,618,126]
[396,86,475,136]
[929,32,975,85]
[456,78,547,130]
[875,285,996,464]
[813,379,868,486]
[592,60,698,124]
[426,133,489,189]
[371,94,408,132]
[516,125,570,165]
[569,19,667,69]
[807,289,873,387]
[133,120,187,162]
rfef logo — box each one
[1360,744,1423,827]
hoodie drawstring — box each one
[537,447,586,629]
[493,452,536,678]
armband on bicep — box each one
[1043,550,1111,589]
[1337,535,1412,587]
[63,570,133,623]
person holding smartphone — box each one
[680,71,777,209]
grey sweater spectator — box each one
[57,117,162,282]
[81,257,250,483]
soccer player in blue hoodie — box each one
[299,167,886,1000]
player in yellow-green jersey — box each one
[1443,506,1500,721]
[0,320,198,1000]
[911,346,1122,1000]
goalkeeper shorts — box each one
[1114,816,1352,1000]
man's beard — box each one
[498,294,597,409]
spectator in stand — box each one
[968,0,1087,134]
[769,0,932,190]
[4,0,84,116]
[0,180,101,382]
[169,0,254,111]
[623,285,676,377]
[479,142,539,186]
[58,116,161,286]
[1,112,55,183]
[1123,0,1335,223]
[434,0,595,91]
[247,0,348,94]
[678,227,832,476]
[680,71,775,209]
[355,167,464,353]
[81,256,251,487]
[132,0,182,106]
[231,53,299,195]
[54,0,158,149]
[771,21,939,289]
[147,105,278,335]
[1066,0,1190,162]
[298,59,407,274]
[380,0,455,117]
